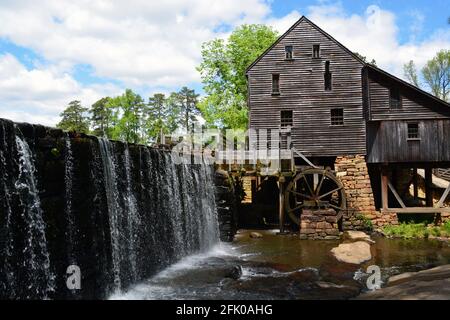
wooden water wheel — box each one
[284,168,346,225]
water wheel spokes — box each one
[284,168,346,225]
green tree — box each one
[57,100,89,133]
[354,52,377,66]
[403,60,420,87]
[422,49,450,101]
[197,24,278,129]
[89,97,112,137]
[108,89,145,143]
[146,93,179,143]
[170,87,200,133]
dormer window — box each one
[313,44,320,58]
[324,61,332,91]
[285,46,293,60]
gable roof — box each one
[246,15,450,109]
[245,15,366,74]
[366,64,450,108]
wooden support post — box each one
[251,179,256,204]
[388,181,406,208]
[437,183,450,208]
[413,167,418,200]
[278,176,286,234]
[381,166,389,210]
[425,167,433,207]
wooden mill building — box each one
[244,16,450,233]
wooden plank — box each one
[437,183,450,208]
[278,178,286,233]
[382,207,450,214]
[381,167,389,210]
[388,181,406,208]
[425,167,433,207]
[413,167,418,199]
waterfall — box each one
[0,118,219,299]
[97,137,123,291]
[64,135,76,264]
[0,121,15,297]
[14,129,55,299]
[123,144,140,282]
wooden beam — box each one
[382,207,450,214]
[388,181,406,208]
[413,167,418,200]
[425,167,433,207]
[437,183,450,208]
[278,177,286,234]
[381,166,389,210]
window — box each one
[407,123,419,139]
[272,74,280,94]
[324,61,332,91]
[390,88,402,109]
[313,44,320,58]
[281,110,293,128]
[331,108,344,126]
[285,46,293,59]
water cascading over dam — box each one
[0,118,219,299]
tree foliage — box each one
[56,100,90,133]
[197,24,279,129]
[422,49,449,101]
[354,52,377,66]
[90,97,112,137]
[146,93,179,142]
[170,86,200,132]
[403,50,449,102]
[58,87,200,145]
[403,60,420,87]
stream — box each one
[111,229,450,300]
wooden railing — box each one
[434,168,450,181]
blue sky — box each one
[0,0,448,126]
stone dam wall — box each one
[0,118,222,300]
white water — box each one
[98,137,123,291]
[15,134,55,299]
[109,243,236,300]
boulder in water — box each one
[226,265,243,280]
[250,232,263,239]
[331,241,372,265]
[343,231,375,244]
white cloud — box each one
[306,3,450,79]
[0,1,449,126]
[0,0,273,87]
[0,54,120,126]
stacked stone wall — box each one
[335,155,398,229]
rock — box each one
[343,231,375,244]
[331,241,372,265]
[357,265,450,300]
[316,281,346,289]
[249,232,263,238]
[387,272,416,285]
[226,265,243,280]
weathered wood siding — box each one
[368,68,450,121]
[367,120,450,163]
[247,18,366,157]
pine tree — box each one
[89,97,112,137]
[57,100,90,133]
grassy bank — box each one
[383,220,450,239]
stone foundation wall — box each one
[299,209,340,240]
[215,169,239,242]
[335,155,398,230]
